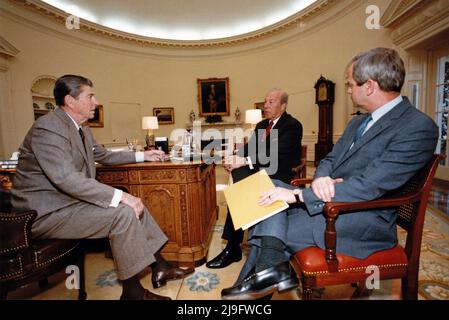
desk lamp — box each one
[245,109,262,130]
[142,116,159,149]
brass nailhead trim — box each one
[0,256,23,280]
[0,214,33,254]
[34,243,79,268]
[302,263,408,276]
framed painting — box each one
[153,107,175,125]
[87,104,104,127]
[254,101,266,118]
[197,77,230,116]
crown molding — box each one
[381,0,449,49]
[0,35,20,58]
[380,0,428,28]
[8,0,338,49]
[1,0,363,58]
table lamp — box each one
[245,109,262,129]
[142,116,159,148]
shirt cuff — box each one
[135,151,145,162]
[246,156,254,170]
[109,189,123,207]
[299,189,304,202]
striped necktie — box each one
[353,114,372,143]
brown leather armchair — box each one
[289,154,442,300]
[0,190,87,300]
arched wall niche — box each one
[31,75,56,120]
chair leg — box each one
[351,282,372,299]
[76,252,87,300]
[401,277,417,300]
[0,284,8,300]
[301,277,315,300]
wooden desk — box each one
[0,168,15,190]
[96,161,218,267]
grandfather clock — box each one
[314,75,335,166]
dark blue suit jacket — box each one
[297,97,439,258]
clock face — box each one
[318,83,327,101]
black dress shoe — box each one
[221,261,298,300]
[152,265,195,288]
[206,248,242,269]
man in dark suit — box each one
[221,47,439,299]
[206,88,302,268]
[11,75,194,300]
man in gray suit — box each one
[221,47,439,300]
[11,75,193,300]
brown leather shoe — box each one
[120,289,171,300]
[152,265,195,288]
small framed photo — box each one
[254,101,266,118]
[153,107,175,125]
[197,77,230,116]
[87,104,104,127]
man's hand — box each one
[311,176,344,202]
[121,192,145,218]
[144,149,169,162]
[223,155,246,172]
[258,187,296,206]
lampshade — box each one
[245,109,262,124]
[142,116,159,130]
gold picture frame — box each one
[254,101,266,118]
[87,104,104,127]
[197,77,230,116]
[153,107,175,125]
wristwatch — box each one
[293,188,302,203]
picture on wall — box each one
[254,101,266,118]
[87,104,104,127]
[153,107,175,124]
[197,77,230,116]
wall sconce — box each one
[245,109,262,129]
[142,116,159,149]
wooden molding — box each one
[381,0,449,49]
[9,0,339,49]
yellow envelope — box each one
[223,169,289,230]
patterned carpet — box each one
[6,203,448,300]
[415,207,449,300]
[5,167,449,300]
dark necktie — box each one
[78,127,87,153]
[353,114,372,143]
[263,121,274,141]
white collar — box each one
[64,111,81,130]
[370,95,403,123]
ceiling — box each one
[41,0,318,41]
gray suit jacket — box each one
[297,97,438,258]
[12,108,136,218]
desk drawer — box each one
[96,171,128,184]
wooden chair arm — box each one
[290,178,313,187]
[323,191,421,218]
[320,191,421,272]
